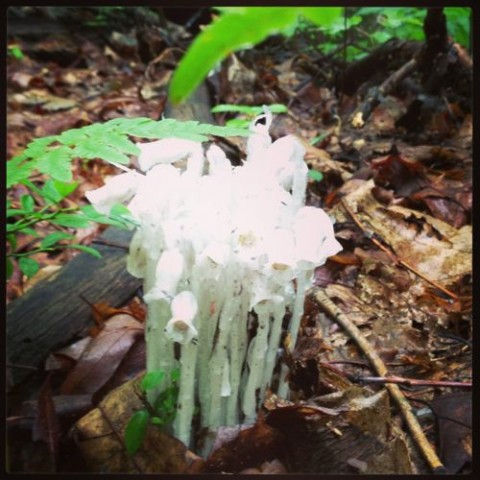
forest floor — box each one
[6,7,472,474]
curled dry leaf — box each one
[60,314,143,395]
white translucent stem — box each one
[225,287,250,425]
[197,289,223,426]
[242,301,271,423]
[145,298,175,401]
[206,279,240,429]
[277,269,310,398]
[173,341,198,447]
[260,296,286,399]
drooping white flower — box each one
[246,106,273,164]
[293,206,343,271]
[265,135,306,192]
[85,171,143,215]
[207,144,232,176]
[171,290,198,320]
[137,138,204,172]
[164,291,198,345]
[144,249,184,302]
[164,318,198,345]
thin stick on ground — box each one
[341,199,459,302]
[313,287,445,473]
[354,375,471,389]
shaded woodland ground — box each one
[6,7,472,474]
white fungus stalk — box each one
[86,106,342,451]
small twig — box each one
[341,199,459,302]
[354,375,471,389]
[313,287,445,473]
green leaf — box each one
[49,179,78,203]
[141,370,166,392]
[7,233,17,252]
[6,258,14,279]
[50,213,91,229]
[41,179,78,203]
[40,232,74,248]
[80,205,132,229]
[297,7,344,28]
[74,139,130,164]
[58,128,89,146]
[211,103,288,114]
[24,136,58,158]
[371,31,391,44]
[225,118,251,129]
[150,416,164,426]
[21,227,41,237]
[69,244,102,258]
[356,7,384,15]
[7,208,29,218]
[104,131,141,155]
[308,169,324,182]
[36,147,74,182]
[169,7,299,104]
[19,257,40,278]
[170,368,181,383]
[109,204,139,228]
[20,194,35,212]
[6,154,36,188]
[124,409,150,456]
[9,44,24,60]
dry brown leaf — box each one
[60,314,143,395]
[337,179,471,288]
[33,374,61,466]
[267,387,414,474]
[203,411,286,473]
[72,375,196,473]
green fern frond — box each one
[6,117,250,188]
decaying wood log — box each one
[6,228,140,387]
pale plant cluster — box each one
[86,109,342,448]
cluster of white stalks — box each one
[86,108,342,449]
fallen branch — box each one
[353,375,471,389]
[312,287,445,473]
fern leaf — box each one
[24,136,58,158]
[58,128,89,146]
[7,154,37,187]
[35,147,73,182]
[104,131,141,155]
[74,139,130,164]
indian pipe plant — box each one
[86,107,342,451]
